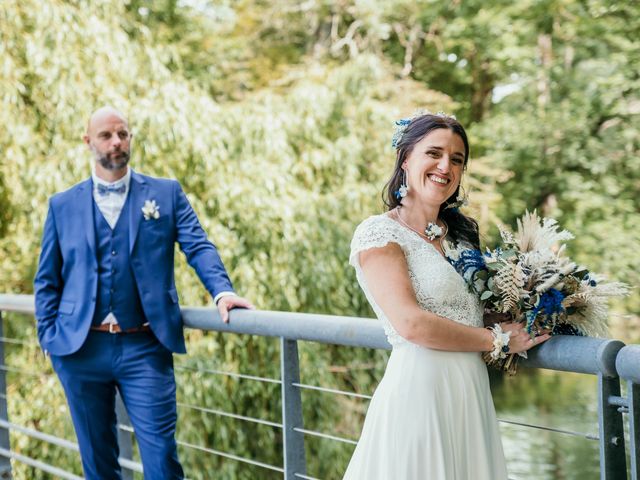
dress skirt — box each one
[344,344,508,480]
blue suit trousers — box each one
[51,331,184,480]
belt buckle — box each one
[108,323,117,334]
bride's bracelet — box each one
[488,323,511,360]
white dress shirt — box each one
[92,169,132,325]
[92,168,131,229]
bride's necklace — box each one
[394,206,447,242]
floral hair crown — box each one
[391,110,457,148]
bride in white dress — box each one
[344,113,550,480]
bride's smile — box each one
[402,127,465,212]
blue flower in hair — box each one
[391,110,457,148]
[391,118,412,148]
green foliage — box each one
[470,0,640,318]
[1,0,638,478]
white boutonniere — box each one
[141,200,160,220]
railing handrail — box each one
[616,345,640,383]
[1,293,639,479]
[0,293,625,378]
[0,295,34,315]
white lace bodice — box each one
[350,214,483,346]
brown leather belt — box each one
[90,323,152,334]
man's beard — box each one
[97,150,130,171]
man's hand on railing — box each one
[216,296,255,323]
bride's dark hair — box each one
[383,114,480,249]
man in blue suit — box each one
[34,106,253,479]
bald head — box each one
[84,106,132,180]
[86,106,129,136]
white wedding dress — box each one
[344,214,508,480]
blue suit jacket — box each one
[34,171,234,355]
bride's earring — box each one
[445,185,469,210]
[395,170,409,200]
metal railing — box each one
[617,346,640,480]
[0,293,638,479]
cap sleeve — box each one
[349,215,412,268]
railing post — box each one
[280,338,306,479]
[115,392,134,480]
[628,382,640,480]
[598,373,627,479]
[0,312,12,478]
[617,346,640,480]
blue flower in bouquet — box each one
[451,249,486,276]
[524,310,537,334]
[448,248,488,294]
[532,288,565,327]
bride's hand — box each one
[500,322,551,354]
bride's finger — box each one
[533,334,552,345]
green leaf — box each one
[481,290,494,301]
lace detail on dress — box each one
[350,214,483,347]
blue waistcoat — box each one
[92,196,147,329]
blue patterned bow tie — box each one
[96,183,126,196]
